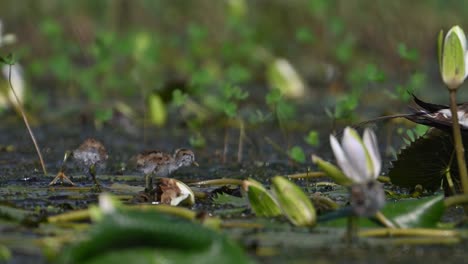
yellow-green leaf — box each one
[271,176,316,227]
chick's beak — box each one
[192,161,199,167]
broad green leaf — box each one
[319,195,445,228]
[383,195,444,228]
[59,209,253,264]
[389,129,466,193]
[212,193,247,207]
[271,176,316,227]
[243,178,282,217]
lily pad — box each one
[59,208,253,264]
[382,195,445,228]
[212,193,247,207]
[319,195,445,228]
[388,129,465,193]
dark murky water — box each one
[1,117,467,263]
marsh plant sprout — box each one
[329,127,386,241]
[438,25,468,194]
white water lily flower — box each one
[439,25,468,89]
[329,127,381,183]
[0,64,24,109]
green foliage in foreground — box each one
[59,208,254,264]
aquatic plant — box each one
[438,25,468,194]
[329,127,385,214]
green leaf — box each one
[243,178,282,217]
[295,27,315,43]
[59,209,253,264]
[0,53,15,65]
[382,195,445,228]
[212,193,247,207]
[171,89,188,107]
[189,134,206,149]
[312,155,353,186]
[304,131,320,147]
[389,129,466,193]
[288,146,306,163]
[320,195,445,228]
[271,176,316,227]
[0,245,11,262]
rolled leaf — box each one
[312,155,353,186]
[271,176,316,227]
[242,179,282,217]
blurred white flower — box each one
[267,58,305,98]
[329,127,381,183]
[0,64,24,108]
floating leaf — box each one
[59,208,253,264]
[212,193,247,207]
[271,176,316,227]
[389,129,465,193]
[242,178,282,217]
[382,195,445,228]
[0,205,34,223]
[319,195,445,228]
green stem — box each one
[444,151,457,195]
[7,65,47,175]
[444,194,468,207]
[374,211,397,228]
[188,178,244,186]
[287,172,326,179]
[359,228,459,238]
[449,90,468,194]
[346,216,358,244]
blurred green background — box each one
[0,0,467,133]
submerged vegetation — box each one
[2,1,468,263]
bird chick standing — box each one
[135,148,198,191]
[49,138,108,192]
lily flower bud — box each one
[439,25,468,90]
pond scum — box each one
[2,5,468,264]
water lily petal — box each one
[329,134,361,183]
[341,127,371,182]
[449,26,467,52]
[363,128,381,178]
[465,51,468,78]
